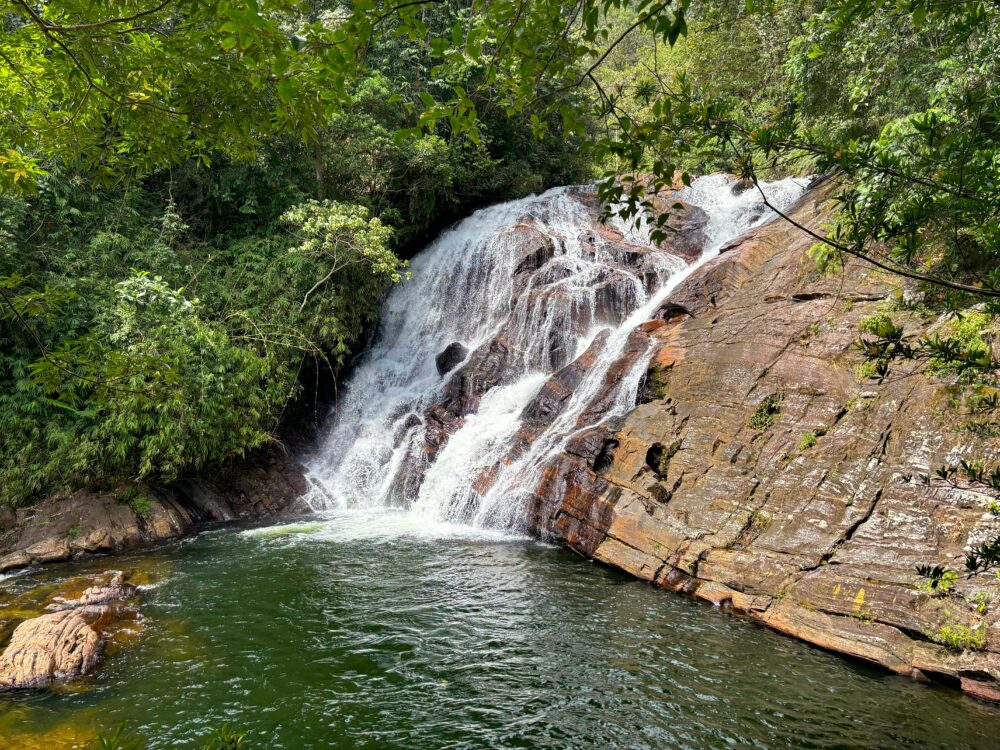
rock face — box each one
[0,446,310,573]
[0,570,137,690]
[527,181,1000,702]
[435,342,469,376]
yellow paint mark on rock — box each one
[833,583,841,597]
[853,588,866,612]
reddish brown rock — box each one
[526,180,1000,702]
[0,446,309,574]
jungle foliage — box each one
[2,0,999,505]
[0,0,590,504]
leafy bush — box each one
[748,393,784,431]
[932,623,987,652]
[917,565,959,594]
[0,191,402,504]
[858,312,897,337]
[927,312,994,376]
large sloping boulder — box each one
[0,609,102,689]
[526,181,1000,702]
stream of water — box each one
[3,516,1000,749]
[304,175,809,532]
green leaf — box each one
[277,77,293,105]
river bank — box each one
[0,446,309,574]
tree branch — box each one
[30,0,173,33]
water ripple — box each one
[3,518,999,749]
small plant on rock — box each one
[932,623,987,652]
[922,461,1000,578]
[117,485,151,517]
[750,511,771,532]
[967,592,991,615]
[917,565,959,594]
[855,610,875,625]
[645,366,670,401]
[748,393,783,431]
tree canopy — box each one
[2,0,999,504]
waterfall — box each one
[303,174,809,533]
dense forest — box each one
[1,0,998,507]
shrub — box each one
[968,592,991,615]
[927,312,994,376]
[748,393,783,431]
[858,312,896,336]
[917,565,959,594]
[931,623,987,652]
[0,196,403,504]
[130,495,151,518]
[798,432,818,450]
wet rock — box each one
[525,180,1000,702]
[435,342,469,376]
[508,224,555,276]
[432,337,516,430]
[647,197,710,262]
[46,570,136,611]
[0,609,101,689]
[592,270,642,325]
[730,177,754,195]
[0,570,138,690]
[519,332,610,438]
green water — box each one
[2,510,1000,749]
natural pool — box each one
[2,510,1000,749]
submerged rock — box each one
[46,570,136,611]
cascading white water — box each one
[304,174,809,533]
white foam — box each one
[244,509,529,545]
